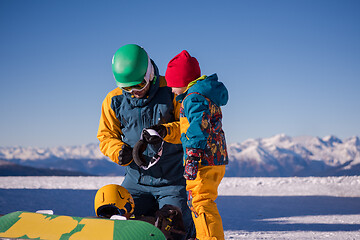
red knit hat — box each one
[165,50,201,87]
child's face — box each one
[171,87,187,95]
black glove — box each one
[132,139,148,167]
[118,144,133,166]
[143,125,167,145]
[155,204,186,240]
[184,156,200,180]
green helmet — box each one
[112,44,149,88]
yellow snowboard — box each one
[0,211,165,240]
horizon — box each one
[1,132,359,178]
[1,133,359,148]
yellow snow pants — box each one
[186,165,226,240]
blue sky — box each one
[0,0,359,147]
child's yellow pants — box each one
[186,165,226,240]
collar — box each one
[176,75,207,102]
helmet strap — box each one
[144,57,154,84]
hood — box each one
[187,74,228,106]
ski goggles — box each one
[136,128,164,170]
[121,79,149,93]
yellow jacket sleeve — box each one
[162,92,182,144]
[157,76,182,144]
[97,89,127,164]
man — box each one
[97,44,195,239]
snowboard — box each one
[0,211,166,240]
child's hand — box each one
[184,156,199,180]
[142,125,167,145]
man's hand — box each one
[118,144,133,166]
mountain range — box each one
[0,144,124,176]
[227,134,360,177]
[1,134,359,177]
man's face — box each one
[131,83,150,98]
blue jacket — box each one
[177,74,229,166]
[97,61,184,186]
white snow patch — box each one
[1,176,359,239]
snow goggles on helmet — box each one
[121,79,149,93]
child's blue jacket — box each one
[176,74,229,166]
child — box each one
[165,50,229,240]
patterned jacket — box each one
[177,74,229,166]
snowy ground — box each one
[1,176,360,239]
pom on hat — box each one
[165,50,201,88]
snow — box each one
[1,176,359,239]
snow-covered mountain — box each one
[227,134,360,177]
[0,160,92,176]
[0,143,104,161]
[0,144,124,176]
[1,134,359,176]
